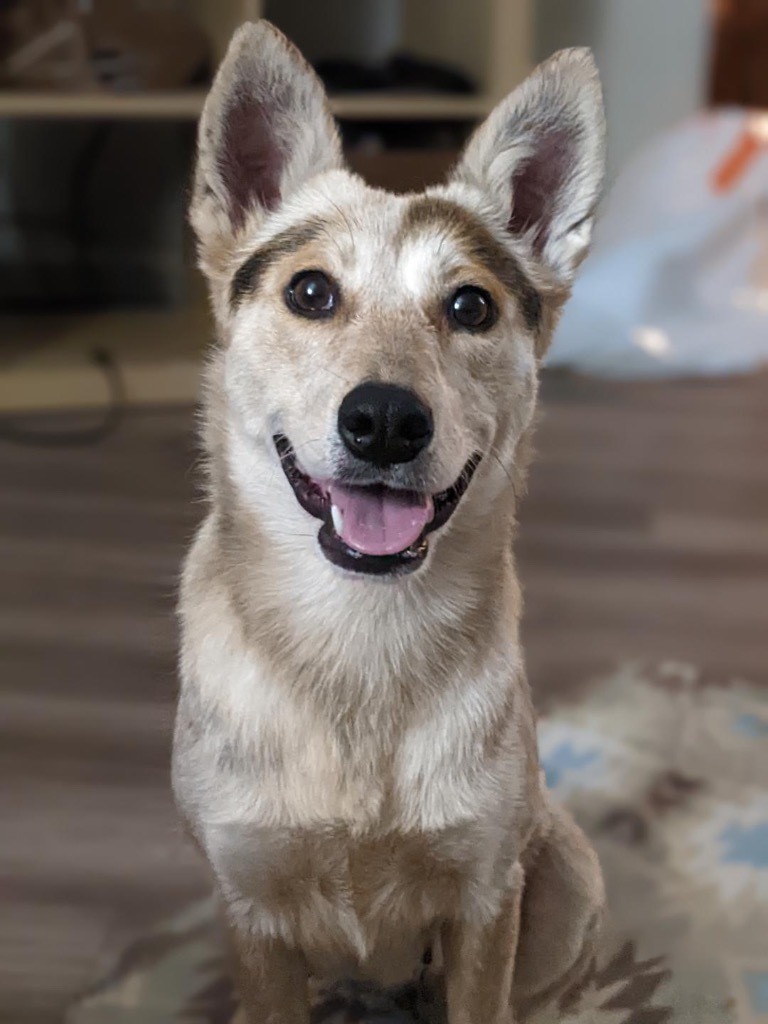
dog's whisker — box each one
[263,436,326,496]
[314,364,356,390]
[289,436,327,462]
[317,220,352,268]
[326,197,358,259]
[488,444,519,498]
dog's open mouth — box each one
[274,434,481,576]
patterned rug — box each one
[68,662,768,1024]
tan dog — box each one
[174,21,606,1024]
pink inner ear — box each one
[508,125,575,253]
[218,92,285,228]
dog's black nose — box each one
[338,383,433,466]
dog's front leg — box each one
[229,926,310,1024]
[442,864,523,1024]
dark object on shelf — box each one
[387,54,475,95]
[315,57,387,92]
[0,0,211,91]
[315,52,476,96]
[0,0,94,90]
[79,3,211,92]
[340,119,472,152]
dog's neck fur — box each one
[199,362,531,718]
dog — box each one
[173,21,606,1024]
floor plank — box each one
[1,371,767,1021]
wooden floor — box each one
[1,371,767,1023]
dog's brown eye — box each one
[286,270,337,318]
[449,286,496,332]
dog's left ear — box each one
[190,21,344,280]
[451,48,605,284]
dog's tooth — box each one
[331,504,344,535]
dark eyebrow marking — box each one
[230,220,325,306]
[401,197,542,331]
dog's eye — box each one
[286,270,337,318]
[448,286,496,332]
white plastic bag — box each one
[547,109,768,378]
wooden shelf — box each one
[0,88,492,122]
[333,93,490,120]
[0,89,206,121]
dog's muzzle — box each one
[274,434,481,577]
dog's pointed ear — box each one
[190,21,343,276]
[451,48,605,284]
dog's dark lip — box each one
[317,521,429,577]
[273,433,482,576]
[273,433,330,521]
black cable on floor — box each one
[0,347,125,447]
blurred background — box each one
[0,2,766,1023]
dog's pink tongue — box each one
[328,484,433,556]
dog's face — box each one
[191,23,604,579]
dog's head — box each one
[192,22,604,579]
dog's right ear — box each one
[190,21,343,279]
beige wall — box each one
[536,0,712,183]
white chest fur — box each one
[174,523,527,982]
